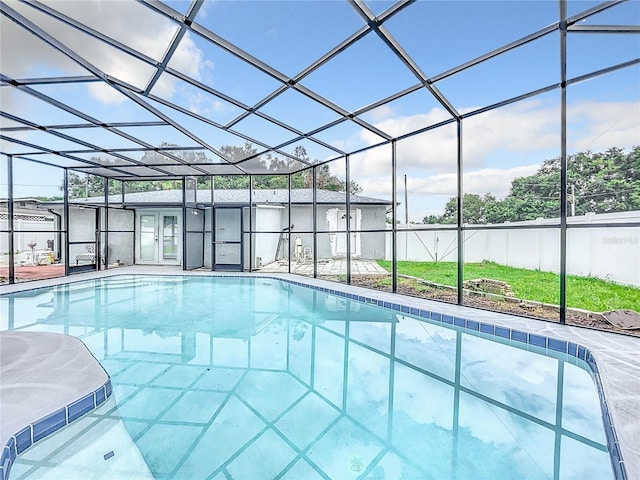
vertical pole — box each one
[456,120,464,305]
[404,174,408,225]
[404,173,409,261]
[104,177,109,270]
[95,207,100,271]
[312,166,318,279]
[248,175,253,272]
[392,140,397,293]
[559,0,568,324]
[63,169,70,277]
[7,155,15,284]
[570,184,575,217]
[211,175,216,270]
[288,174,292,274]
[182,176,187,270]
[345,154,351,284]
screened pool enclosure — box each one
[1,0,639,328]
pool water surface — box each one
[0,275,615,479]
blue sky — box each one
[1,0,639,220]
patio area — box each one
[0,264,65,283]
[256,258,389,276]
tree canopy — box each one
[423,146,640,224]
[62,142,361,198]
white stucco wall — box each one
[252,206,286,267]
[389,211,640,287]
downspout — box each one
[47,209,62,261]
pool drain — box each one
[347,454,365,473]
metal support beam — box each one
[248,175,253,272]
[457,120,464,305]
[568,24,640,33]
[7,155,15,284]
[559,0,568,324]
[288,174,292,274]
[345,154,352,285]
[104,177,109,269]
[312,166,318,279]
[182,177,187,271]
[347,0,460,119]
[0,4,227,172]
[63,169,70,276]
[391,140,397,293]
[144,0,204,95]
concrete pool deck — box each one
[0,331,111,480]
[1,265,638,479]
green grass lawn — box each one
[376,260,640,312]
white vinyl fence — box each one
[387,211,640,287]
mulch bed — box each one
[349,275,640,338]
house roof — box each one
[71,188,391,206]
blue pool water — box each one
[1,275,615,479]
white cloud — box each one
[568,100,640,152]
[351,99,639,182]
[154,32,214,101]
[343,98,639,220]
[362,104,396,123]
[357,164,540,200]
[1,1,208,105]
[87,83,128,105]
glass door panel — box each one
[140,214,157,262]
[162,214,178,260]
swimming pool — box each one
[0,275,621,479]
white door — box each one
[137,211,181,265]
[336,209,361,257]
[213,207,242,270]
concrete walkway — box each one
[257,258,389,276]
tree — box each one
[63,142,363,195]
[288,146,362,194]
[434,193,498,224]
[427,146,640,223]
[65,170,121,199]
[502,146,640,219]
[422,214,440,224]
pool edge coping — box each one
[0,338,113,480]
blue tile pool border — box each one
[0,273,628,480]
[0,379,112,480]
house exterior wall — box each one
[290,204,387,260]
[68,207,97,265]
[252,206,286,267]
[103,208,134,266]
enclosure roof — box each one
[1,1,638,180]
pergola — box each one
[1,0,639,323]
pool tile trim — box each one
[0,272,628,480]
[0,381,112,480]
